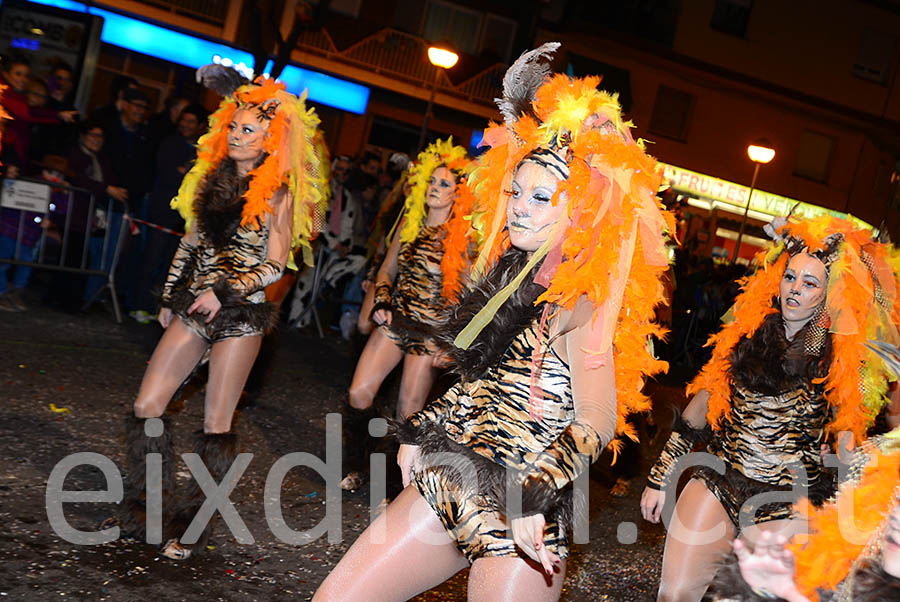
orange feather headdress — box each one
[689,216,900,443]
[456,43,676,450]
[171,69,330,269]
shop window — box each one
[710,0,753,38]
[793,130,834,183]
[853,28,895,85]
[649,85,693,141]
[422,0,481,55]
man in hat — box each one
[85,87,154,307]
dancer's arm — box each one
[640,389,711,522]
[371,221,403,326]
[511,305,616,573]
[159,229,199,327]
[511,306,617,515]
[395,383,462,486]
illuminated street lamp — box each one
[417,42,459,151]
[732,138,776,263]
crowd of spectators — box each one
[0,51,210,316]
[0,48,411,324]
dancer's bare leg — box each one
[161,333,262,559]
[203,335,262,433]
[314,486,468,601]
[468,556,567,602]
[396,353,437,419]
[657,479,735,602]
[348,329,404,409]
[133,318,208,418]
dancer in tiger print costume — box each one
[340,138,474,491]
[106,65,327,561]
[641,217,900,602]
[316,43,674,601]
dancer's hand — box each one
[511,513,560,575]
[734,532,809,602]
[397,444,421,487]
[158,307,173,328]
[640,486,665,523]
[188,290,222,323]
[372,308,392,326]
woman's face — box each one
[81,127,104,153]
[779,252,827,324]
[506,160,567,252]
[4,63,29,93]
[426,166,456,211]
[26,80,47,107]
[882,499,900,578]
[227,108,268,165]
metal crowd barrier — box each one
[0,177,130,323]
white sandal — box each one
[160,538,192,560]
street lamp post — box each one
[416,44,458,152]
[732,140,776,263]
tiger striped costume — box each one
[376,224,448,355]
[161,212,279,343]
[647,381,830,527]
[647,312,835,527]
[397,321,586,561]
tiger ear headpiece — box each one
[171,65,330,268]
[690,215,900,442]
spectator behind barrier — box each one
[98,86,154,310]
[148,94,189,153]
[47,61,75,109]
[0,51,78,172]
[130,103,207,322]
[89,73,137,126]
[65,120,129,309]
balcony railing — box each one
[133,0,229,26]
[296,27,506,108]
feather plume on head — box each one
[195,64,250,98]
[495,42,560,129]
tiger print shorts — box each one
[176,311,264,344]
[411,463,569,562]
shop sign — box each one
[660,163,856,223]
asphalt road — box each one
[0,298,685,601]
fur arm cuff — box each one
[222,259,284,297]
[371,282,392,317]
[501,422,602,519]
[647,413,712,489]
[160,238,195,306]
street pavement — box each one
[0,298,685,601]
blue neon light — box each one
[15,0,370,114]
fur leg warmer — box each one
[165,431,239,553]
[344,406,378,475]
[117,414,175,540]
